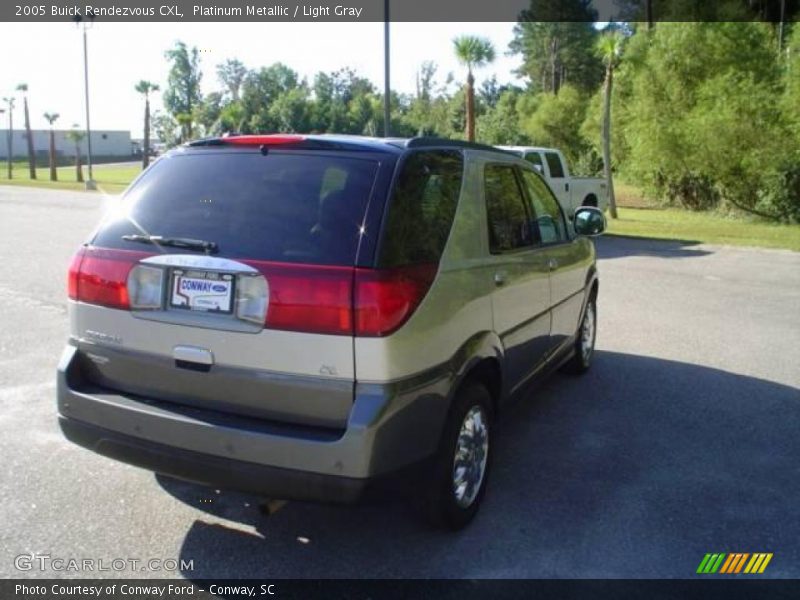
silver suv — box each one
[58,135,605,529]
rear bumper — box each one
[57,344,452,503]
[59,416,366,503]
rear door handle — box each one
[494,271,508,286]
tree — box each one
[597,29,624,219]
[524,85,589,163]
[43,112,59,181]
[477,88,531,145]
[453,35,496,142]
[16,84,35,179]
[163,42,202,142]
[135,80,159,169]
[510,2,602,94]
[217,59,247,102]
[65,124,85,183]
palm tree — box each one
[135,80,159,169]
[597,30,624,219]
[43,112,59,181]
[16,84,36,179]
[453,35,495,142]
[65,124,85,183]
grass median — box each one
[0,163,140,194]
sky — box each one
[0,22,521,136]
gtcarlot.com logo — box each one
[14,553,193,573]
[697,553,773,574]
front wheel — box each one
[421,382,493,530]
[562,297,596,374]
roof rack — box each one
[404,137,518,156]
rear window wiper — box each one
[121,234,218,254]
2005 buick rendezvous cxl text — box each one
[57,134,606,529]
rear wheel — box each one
[562,297,596,374]
[421,382,493,530]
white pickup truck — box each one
[499,146,609,216]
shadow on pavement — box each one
[158,351,799,578]
[596,235,712,260]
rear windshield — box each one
[93,151,379,266]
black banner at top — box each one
[3,0,800,22]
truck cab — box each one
[499,146,609,217]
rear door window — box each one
[484,164,533,253]
[544,152,565,178]
[378,150,463,267]
[92,152,379,266]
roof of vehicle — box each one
[498,145,559,154]
[184,133,518,158]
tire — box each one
[420,382,493,530]
[562,296,597,375]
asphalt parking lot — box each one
[0,185,798,579]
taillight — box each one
[244,261,437,337]
[67,247,152,310]
[354,264,438,337]
[245,261,354,335]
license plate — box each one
[170,269,234,313]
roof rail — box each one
[405,137,518,156]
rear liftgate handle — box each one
[173,345,214,372]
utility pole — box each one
[383,0,391,138]
[74,11,96,189]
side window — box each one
[544,152,565,178]
[521,170,568,244]
[379,150,463,267]
[524,152,544,172]
[484,164,533,253]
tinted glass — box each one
[484,165,533,253]
[521,170,568,244]
[92,152,378,266]
[524,152,544,170]
[545,152,565,178]
[378,150,463,267]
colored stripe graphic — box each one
[699,553,773,574]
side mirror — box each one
[573,206,606,237]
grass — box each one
[608,208,800,251]
[609,181,800,251]
[0,163,140,194]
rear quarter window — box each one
[92,151,379,266]
[378,150,464,268]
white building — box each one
[0,129,132,159]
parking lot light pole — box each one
[74,12,96,190]
[383,0,390,138]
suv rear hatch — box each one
[68,140,394,430]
